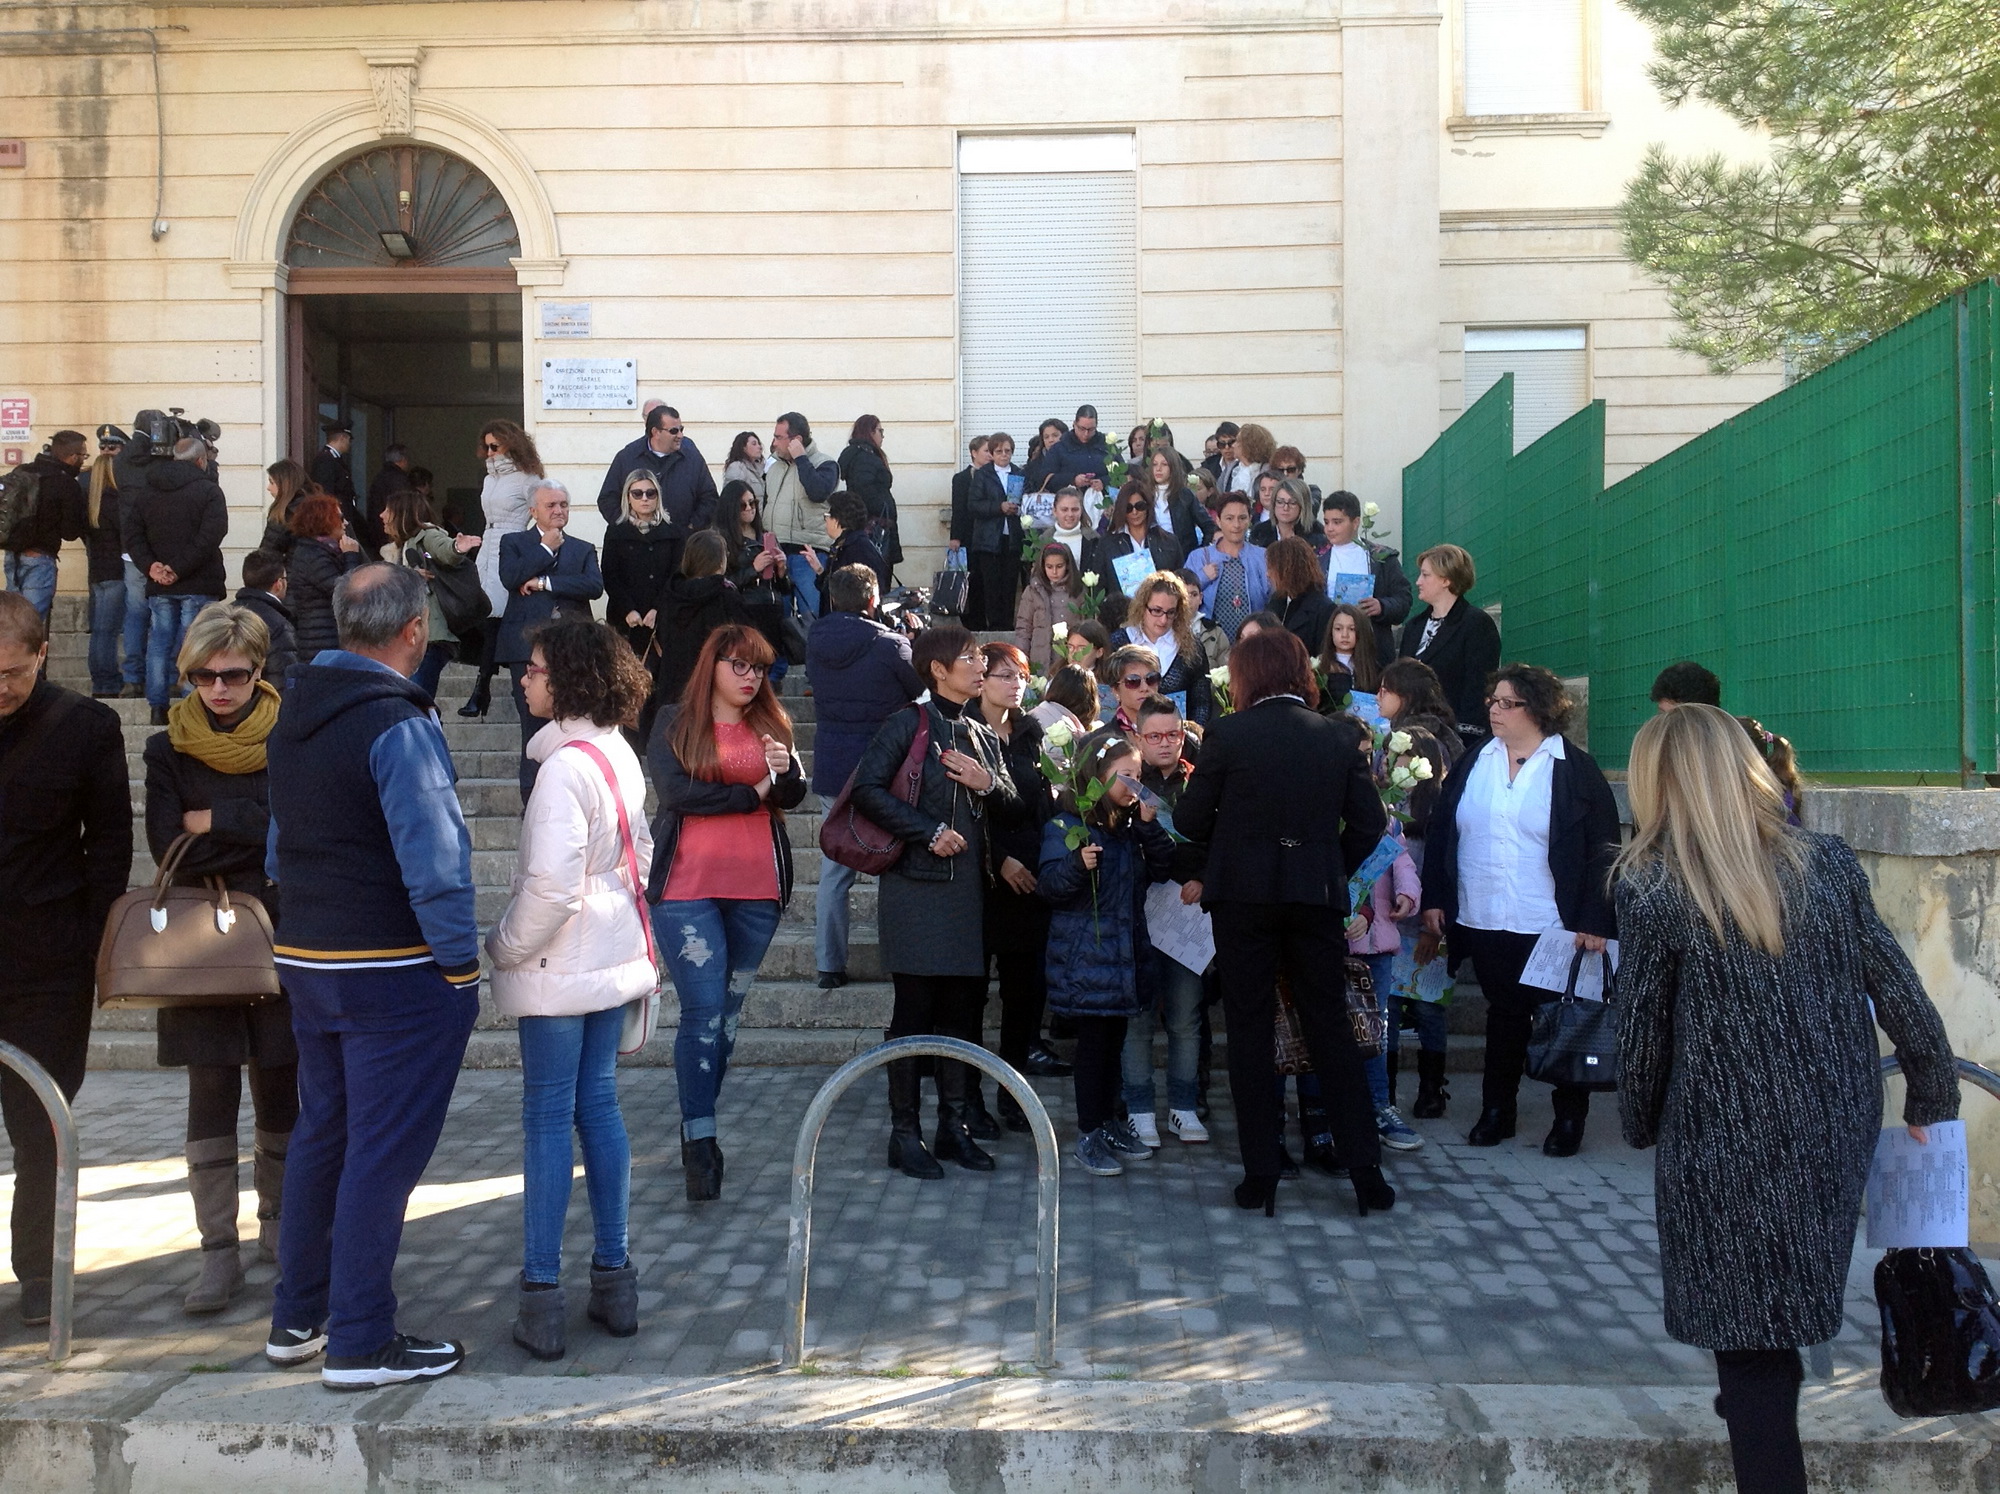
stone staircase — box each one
[42,594,895,1071]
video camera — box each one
[876,584,933,637]
[126,407,221,463]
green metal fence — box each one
[1405,280,2000,777]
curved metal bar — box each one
[0,1040,77,1364]
[1879,1053,2000,1103]
[785,1036,1060,1371]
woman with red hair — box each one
[643,624,807,1202]
[284,491,362,662]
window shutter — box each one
[958,171,1137,444]
[1463,0,1585,115]
[1464,328,1588,450]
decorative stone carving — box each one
[362,48,425,138]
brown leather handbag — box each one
[95,833,280,1010]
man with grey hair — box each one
[262,561,480,1389]
[497,478,602,802]
[126,434,228,724]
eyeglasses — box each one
[1140,728,1183,745]
[481,440,503,453]
[522,664,549,680]
[955,652,985,668]
[987,670,1023,685]
[1144,604,1175,620]
[1484,695,1528,712]
[188,667,255,687]
[0,659,43,685]
[1120,672,1163,689]
[723,658,769,679]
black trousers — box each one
[1715,1349,1807,1494]
[186,1062,301,1144]
[1211,901,1380,1178]
[1071,1015,1127,1134]
[985,890,1051,1066]
[509,662,539,806]
[0,982,92,1284]
[1458,927,1592,1124]
[969,550,1020,631]
[887,974,987,1047]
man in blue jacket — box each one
[1042,404,1116,521]
[805,563,922,988]
[262,563,481,1391]
[594,404,719,536]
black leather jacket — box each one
[849,700,1020,883]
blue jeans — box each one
[786,551,823,620]
[146,594,211,708]
[87,578,126,694]
[813,854,857,976]
[3,552,56,621]
[1120,952,1204,1112]
[412,642,453,700]
[120,560,150,686]
[1402,996,1449,1054]
[653,897,783,1140]
[516,1009,630,1285]
[1359,951,1399,1109]
[272,963,478,1360]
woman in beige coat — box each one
[486,617,656,1362]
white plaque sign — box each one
[541,358,635,411]
[539,302,592,339]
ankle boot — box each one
[960,1066,1003,1141]
[253,1128,289,1264]
[934,1060,996,1172]
[587,1259,639,1338]
[1467,1105,1517,1147]
[184,1136,244,1315]
[995,1087,1031,1134]
[886,1059,943,1179]
[458,672,494,718]
[512,1279,567,1361]
[1412,1051,1450,1119]
[682,1137,723,1202]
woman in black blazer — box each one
[1175,627,1395,1218]
[1265,537,1334,659]
[1101,482,1185,596]
[1418,664,1619,1157]
[1398,543,1501,739]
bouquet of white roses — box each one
[1371,724,1434,822]
[1208,663,1232,715]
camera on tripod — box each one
[127,407,221,461]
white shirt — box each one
[1324,541,1369,598]
[1454,735,1565,935]
[1153,483,1176,534]
[1226,462,1258,496]
[1140,626,1180,677]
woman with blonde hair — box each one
[462,419,545,718]
[83,443,130,696]
[1110,571,1210,723]
[1616,703,1957,1494]
[142,602,295,1315]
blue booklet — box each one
[1331,572,1375,607]
[1111,548,1154,596]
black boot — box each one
[1467,1106,1517,1146]
[961,1066,1003,1141]
[886,1059,944,1179]
[458,672,493,718]
[1412,1050,1449,1119]
[1386,1050,1401,1108]
[934,1058,996,1172]
[995,1086,1031,1133]
[682,1137,722,1202]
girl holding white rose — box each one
[1014,543,1088,671]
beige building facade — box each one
[1,0,1780,582]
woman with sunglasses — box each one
[1105,642,1166,734]
[851,625,1020,1179]
[712,478,793,677]
[142,602,295,1315]
[603,470,681,662]
[1418,664,1619,1158]
[645,624,806,1201]
[1110,572,1212,724]
[463,420,545,718]
[1103,480,1185,596]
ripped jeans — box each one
[652,897,783,1141]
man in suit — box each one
[497,481,604,803]
[1175,626,1391,1209]
[594,405,718,534]
[310,423,384,554]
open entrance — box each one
[282,145,525,532]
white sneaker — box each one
[1129,1112,1161,1149]
[1166,1108,1210,1144]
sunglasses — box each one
[188,667,255,688]
[723,658,769,679]
[629,488,659,499]
[1274,465,1302,476]
[1120,672,1163,689]
[663,425,684,435]
[481,440,503,453]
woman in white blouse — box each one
[1416,664,1620,1158]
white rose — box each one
[1363,502,1380,518]
[1209,665,1230,688]
[1052,622,1070,642]
[1410,757,1434,781]
[1387,730,1412,754]
[1081,571,1099,588]
[1389,766,1414,789]
[1044,718,1075,748]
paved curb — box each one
[0,1370,1992,1492]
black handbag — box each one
[931,566,970,617]
[407,541,490,637]
[1525,949,1620,1091]
[1877,1247,2000,1416]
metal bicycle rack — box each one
[1880,1054,2000,1103]
[784,1035,1061,1371]
[0,1040,78,1364]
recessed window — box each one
[1463,0,1586,115]
[958,135,1137,443]
[1464,327,1588,450]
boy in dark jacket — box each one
[234,550,300,690]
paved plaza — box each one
[0,1062,1928,1390]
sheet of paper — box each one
[1867,1120,1969,1249]
[1146,880,1215,976]
[1518,926,1621,1000]
[1347,690,1384,726]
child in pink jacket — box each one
[1347,832,1424,1149]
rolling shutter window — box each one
[1464,327,1589,451]
[1463,0,1585,115]
[959,145,1136,444]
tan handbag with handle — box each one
[95,832,281,1010]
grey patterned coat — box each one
[1616,832,1959,1351]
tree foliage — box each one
[1620,0,2000,373]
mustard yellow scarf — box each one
[166,680,280,775]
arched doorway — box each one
[284,144,524,537]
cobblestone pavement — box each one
[0,1064,1907,1385]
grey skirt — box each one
[877,866,988,979]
